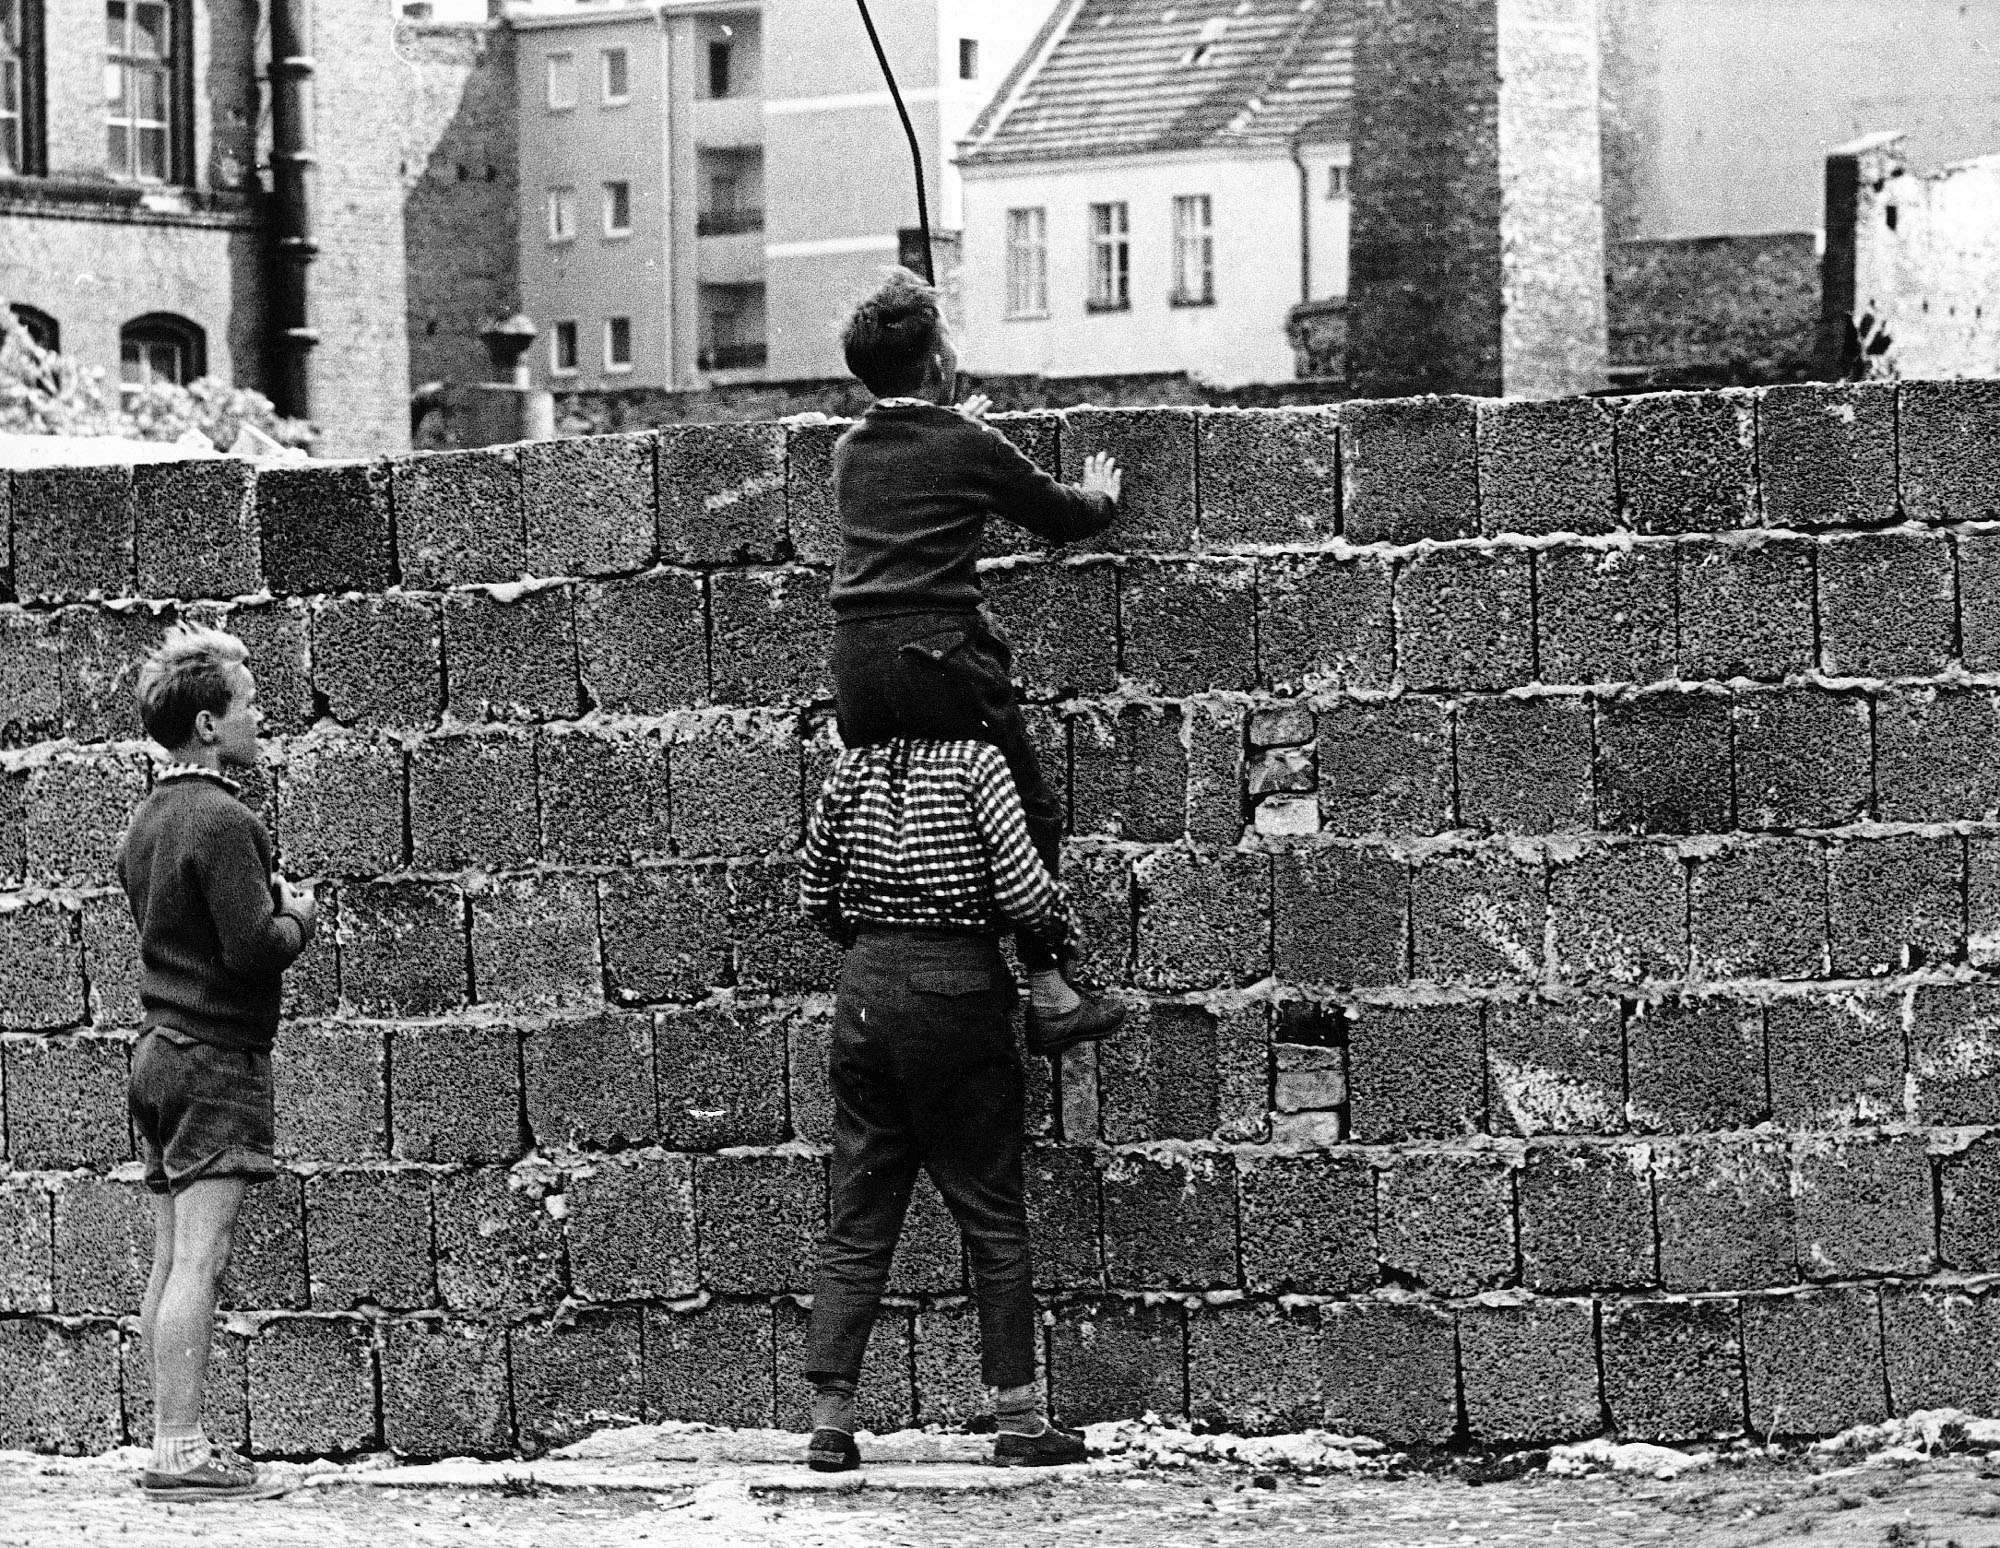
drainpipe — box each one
[267,0,319,421]
[1289,131,1311,305]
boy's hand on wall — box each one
[276,877,320,939]
[1081,452,1122,504]
[958,393,993,422]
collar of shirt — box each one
[872,396,943,411]
[156,761,241,794]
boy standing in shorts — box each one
[118,624,318,1499]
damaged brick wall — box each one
[5,385,2000,1457]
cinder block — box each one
[1689,841,1826,980]
[1100,999,1238,1144]
[275,736,404,876]
[1548,845,1686,981]
[1602,1298,1744,1440]
[1394,546,1534,689]
[1962,533,2000,672]
[1613,388,1757,533]
[0,770,21,882]
[1519,1143,1655,1291]
[22,752,143,884]
[1118,557,1256,695]
[3,1033,125,1166]
[1187,700,1248,848]
[216,600,314,735]
[79,890,142,1028]
[1274,845,1405,989]
[379,1323,512,1458]
[1062,846,1134,989]
[469,872,601,1009]
[1455,694,1593,834]
[123,1322,249,1451]
[644,1300,776,1427]
[1676,537,1815,682]
[1767,994,1903,1127]
[1341,395,1478,544]
[1377,1150,1514,1294]
[1313,697,1452,836]
[11,465,133,601]
[257,460,394,595]
[1187,1301,1326,1434]
[1912,985,2000,1126]
[443,585,579,723]
[774,1299,914,1433]
[304,1170,434,1309]
[1596,691,1732,834]
[227,1175,309,1312]
[337,881,468,1016]
[310,592,443,729]
[1476,396,1618,537]
[1628,996,1767,1132]
[669,712,800,856]
[883,1173,966,1295]
[1239,1151,1374,1294]
[0,902,84,1033]
[134,456,259,598]
[1070,703,1186,842]
[780,418,846,566]
[1486,999,1623,1136]
[538,725,671,863]
[1876,690,2000,823]
[696,1152,823,1293]
[1197,407,1339,548]
[273,1023,386,1162]
[1882,1285,2000,1415]
[1257,555,1394,691]
[778,1000,836,1145]
[1537,544,1677,686]
[1459,1299,1600,1444]
[1653,1135,1794,1292]
[394,446,524,586]
[1348,1002,1483,1141]
[522,431,654,577]
[566,1150,698,1301]
[1942,1133,2000,1272]
[247,1316,377,1455]
[510,1308,645,1456]
[408,733,538,871]
[432,1168,564,1315]
[0,1319,123,1454]
[1059,406,1197,551]
[598,865,731,1003]
[1757,381,1897,531]
[1319,1299,1457,1445]
[978,412,1068,553]
[1048,1299,1185,1426]
[1409,852,1545,985]
[655,1002,786,1148]
[729,858,843,995]
[709,566,832,707]
[574,570,708,713]
[0,1184,52,1312]
[50,1175,152,1313]
[1101,1151,1237,1290]
[1133,847,1269,992]
[522,1011,657,1150]
[1978,836,2000,967]
[1742,1287,1887,1437]
[1025,1145,1102,1290]
[56,601,164,741]
[1827,833,1962,975]
[1900,379,2000,524]
[982,559,1118,698]
[1818,531,1957,679]
[1793,1132,1932,1280]
[0,607,62,746]
[659,422,785,564]
[389,1024,520,1162]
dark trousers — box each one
[831,611,1063,972]
[803,929,1038,1393]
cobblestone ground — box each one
[7,1448,2000,1548]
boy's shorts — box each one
[129,1027,278,1195]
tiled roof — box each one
[960,0,1351,167]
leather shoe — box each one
[993,1422,1088,1467]
[1025,993,1126,1055]
[806,1428,860,1472]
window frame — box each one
[1326,162,1349,199]
[546,184,576,244]
[545,49,577,112]
[603,178,631,237]
[1004,205,1047,320]
[958,36,979,80]
[1086,200,1130,313]
[1171,193,1214,307]
[0,0,46,177]
[8,301,56,351]
[118,311,204,398]
[550,319,580,376]
[600,44,629,105]
[603,315,633,374]
[104,0,190,185]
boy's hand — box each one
[276,878,319,939]
[957,393,992,423]
[1081,452,1122,504]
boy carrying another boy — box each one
[119,624,318,1500]
[831,268,1124,1053]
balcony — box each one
[693,95,762,149]
[696,206,764,236]
[697,225,764,285]
[699,341,767,371]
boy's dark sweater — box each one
[117,773,309,1053]
[830,401,1116,619]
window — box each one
[1326,163,1348,198]
[601,45,628,103]
[604,316,632,372]
[0,0,37,175]
[1087,201,1128,312]
[1005,206,1046,318]
[545,50,576,110]
[958,37,979,80]
[118,313,203,398]
[550,319,579,375]
[8,302,56,351]
[603,179,630,236]
[547,185,575,243]
[1172,194,1213,305]
[707,39,731,98]
[106,0,179,182]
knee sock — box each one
[151,1426,208,1474]
[1028,970,1081,1018]
[995,1381,1049,1437]
[810,1383,857,1435]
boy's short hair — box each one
[841,267,943,397]
[137,623,250,749]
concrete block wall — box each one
[6,383,2000,1457]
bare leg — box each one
[151,1178,244,1438]
[140,1191,176,1421]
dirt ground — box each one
[9,1429,2000,1548]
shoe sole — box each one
[136,1480,290,1503]
[991,1452,1088,1468]
[806,1457,859,1473]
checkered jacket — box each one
[801,739,1068,953]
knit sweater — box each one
[830,401,1117,620]
[117,772,310,1053]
